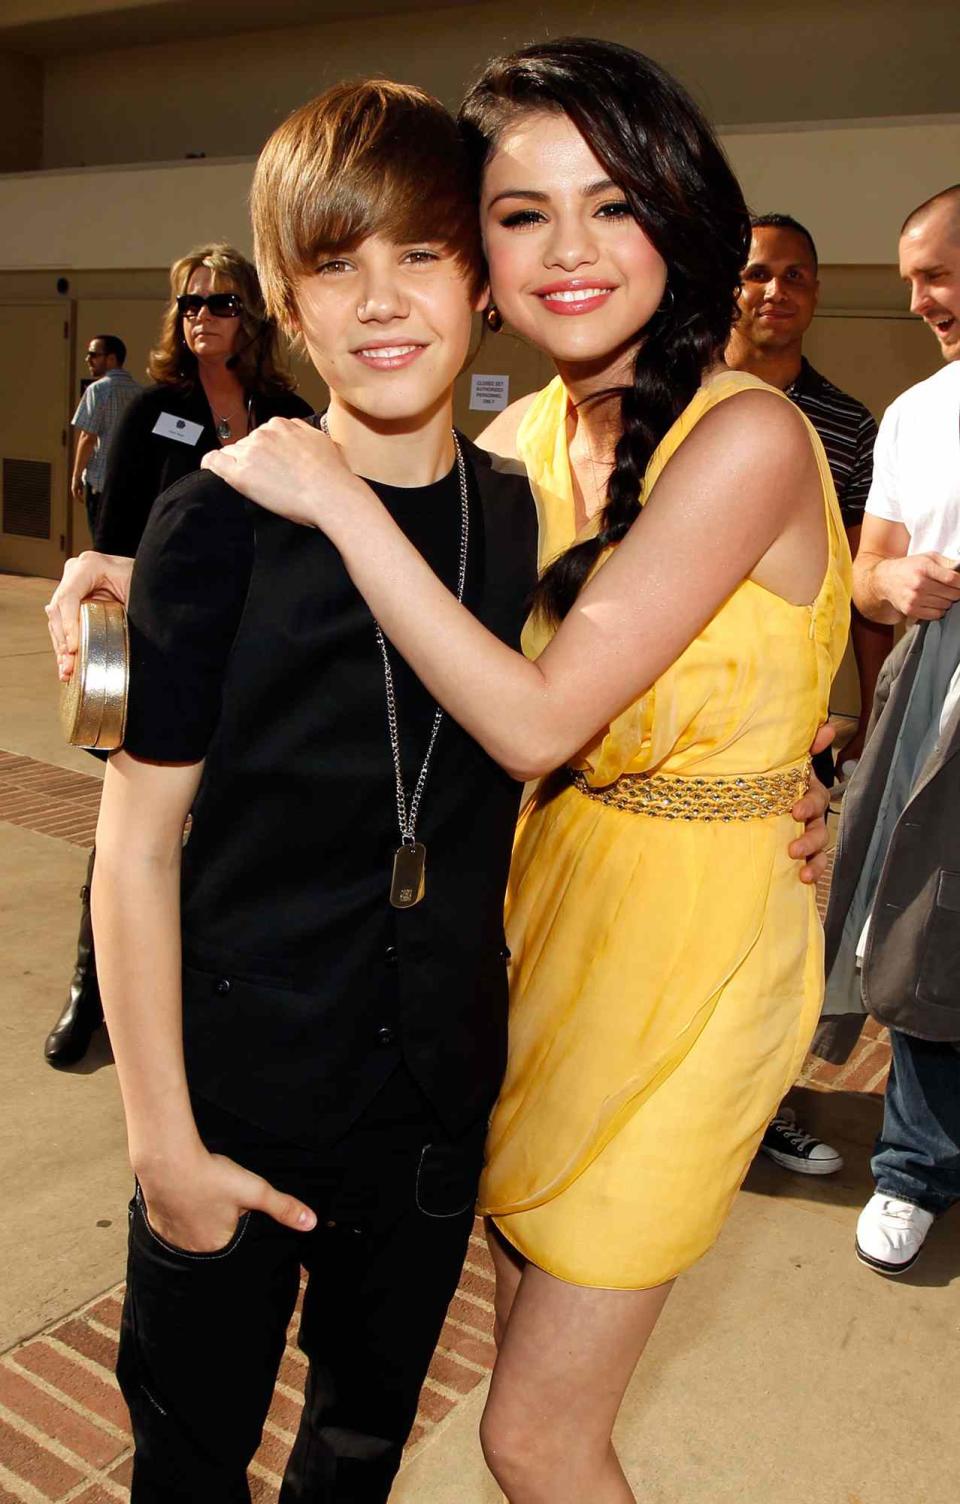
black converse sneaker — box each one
[760,1106,843,1175]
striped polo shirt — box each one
[786,358,878,528]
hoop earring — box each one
[657,285,675,315]
[484,304,503,333]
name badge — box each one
[152,412,204,446]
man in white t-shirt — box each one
[850,183,960,1274]
[855,186,960,621]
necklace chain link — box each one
[320,415,468,847]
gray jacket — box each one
[819,605,960,1059]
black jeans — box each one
[118,1067,486,1503]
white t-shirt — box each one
[866,360,960,555]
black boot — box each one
[45,848,104,1068]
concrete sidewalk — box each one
[2,571,957,1504]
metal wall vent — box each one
[2,459,52,540]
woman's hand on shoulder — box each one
[46,551,134,682]
[201,418,369,537]
[475,391,539,457]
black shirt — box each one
[95,381,313,557]
[124,438,538,1144]
[786,358,878,528]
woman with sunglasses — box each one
[93,242,311,559]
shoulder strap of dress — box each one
[641,372,768,495]
[515,376,566,474]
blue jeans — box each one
[872,1029,960,1215]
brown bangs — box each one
[252,80,484,330]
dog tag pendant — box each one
[391,842,426,909]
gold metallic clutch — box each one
[59,600,129,750]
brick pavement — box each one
[1,756,888,1501]
[0,753,101,849]
[0,1228,498,1503]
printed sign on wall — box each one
[469,374,510,412]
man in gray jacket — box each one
[819,183,960,1274]
[821,614,960,1273]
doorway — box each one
[0,302,72,579]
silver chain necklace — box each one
[320,415,469,907]
[215,396,254,443]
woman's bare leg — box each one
[480,1256,674,1504]
[485,1219,524,1347]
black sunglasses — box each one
[176,293,243,319]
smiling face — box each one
[735,226,819,352]
[480,110,667,378]
[899,199,960,363]
[181,265,243,366]
[291,233,484,424]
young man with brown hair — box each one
[83,81,537,1504]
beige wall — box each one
[726,120,960,264]
[0,160,254,272]
[4,0,175,22]
[3,118,958,275]
[36,0,960,169]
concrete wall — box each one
[2,119,957,274]
[38,0,960,169]
[0,160,254,271]
[0,52,43,172]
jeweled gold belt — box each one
[569,761,809,821]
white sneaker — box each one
[855,1193,935,1275]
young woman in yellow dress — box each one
[206,39,851,1504]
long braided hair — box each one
[459,39,751,622]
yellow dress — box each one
[478,370,851,1289]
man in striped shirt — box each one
[726,214,892,775]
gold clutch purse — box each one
[59,599,129,750]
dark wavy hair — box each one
[459,38,751,621]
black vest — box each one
[177,438,538,1145]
